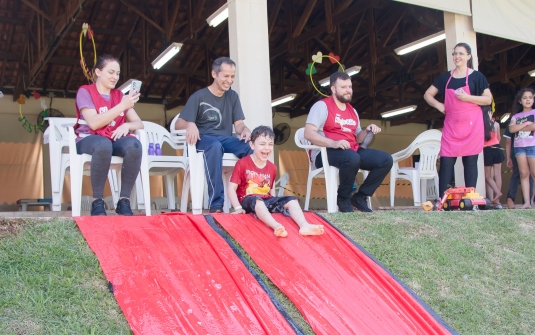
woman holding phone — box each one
[74,55,144,216]
[424,42,493,200]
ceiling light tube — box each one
[528,70,535,77]
[207,3,228,27]
[500,113,511,123]
[345,66,361,76]
[271,94,296,107]
[118,79,134,94]
[151,42,183,69]
[319,77,330,87]
[394,31,446,56]
[380,105,417,118]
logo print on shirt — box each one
[335,113,356,132]
[200,102,222,128]
[99,106,108,114]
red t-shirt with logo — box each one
[230,155,277,202]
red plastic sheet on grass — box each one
[212,212,452,335]
[75,214,295,335]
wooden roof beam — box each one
[293,0,317,38]
[21,0,51,21]
[119,0,165,34]
[268,0,283,37]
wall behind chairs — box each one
[0,95,182,211]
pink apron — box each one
[440,68,484,157]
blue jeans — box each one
[315,148,393,199]
[195,135,253,209]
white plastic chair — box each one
[151,196,169,210]
[170,114,239,214]
[80,195,93,211]
[103,195,115,210]
[67,124,149,217]
[390,130,442,206]
[137,121,189,216]
[273,172,290,197]
[294,127,370,213]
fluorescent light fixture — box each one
[380,105,417,118]
[345,66,361,76]
[528,70,535,77]
[318,66,362,87]
[118,79,134,94]
[207,3,228,27]
[151,42,183,69]
[395,31,446,56]
[500,113,511,123]
[271,94,296,107]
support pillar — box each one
[444,12,486,196]
[228,0,272,133]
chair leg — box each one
[180,172,190,213]
[412,177,421,206]
[390,169,396,207]
[325,167,339,213]
[70,160,83,217]
[305,176,313,211]
[189,152,204,215]
[165,174,176,210]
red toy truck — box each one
[436,186,491,211]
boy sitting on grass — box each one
[228,125,324,237]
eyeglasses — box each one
[452,52,469,56]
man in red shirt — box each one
[304,72,393,212]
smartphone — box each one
[131,80,142,95]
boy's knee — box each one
[255,199,267,209]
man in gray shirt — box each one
[305,72,393,212]
[176,57,252,213]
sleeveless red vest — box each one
[75,84,126,140]
[322,96,360,151]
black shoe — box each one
[209,206,223,213]
[115,198,133,216]
[350,194,373,212]
[337,198,354,213]
[91,199,107,216]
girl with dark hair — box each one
[482,106,504,208]
[508,88,535,209]
[424,42,493,201]
[74,55,144,216]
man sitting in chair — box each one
[175,57,253,213]
[304,71,393,212]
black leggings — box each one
[439,155,478,196]
[76,135,142,199]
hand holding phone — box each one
[130,80,142,96]
[454,87,464,95]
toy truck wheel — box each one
[443,200,453,211]
[459,199,473,210]
[478,198,491,210]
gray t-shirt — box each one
[305,100,362,167]
[179,87,245,136]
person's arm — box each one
[175,118,200,145]
[455,88,493,105]
[110,109,143,141]
[81,91,140,130]
[509,118,531,133]
[304,123,349,149]
[505,137,513,168]
[356,124,382,143]
[424,85,445,113]
[234,120,251,142]
[228,182,245,214]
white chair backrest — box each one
[392,129,442,162]
[152,197,169,209]
[142,121,185,151]
[416,139,441,178]
[81,196,92,211]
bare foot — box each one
[492,192,502,204]
[274,225,288,237]
[520,203,532,210]
[299,223,325,236]
[507,198,515,209]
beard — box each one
[335,91,352,103]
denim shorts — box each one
[241,196,297,217]
[515,146,535,158]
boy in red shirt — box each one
[228,126,324,237]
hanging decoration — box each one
[306,52,344,97]
[79,22,97,83]
[17,93,47,134]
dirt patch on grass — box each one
[0,218,29,238]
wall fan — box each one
[273,123,291,145]
[36,108,65,132]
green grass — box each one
[2,211,535,334]
[0,218,131,335]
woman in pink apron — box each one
[424,43,493,197]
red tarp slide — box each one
[212,212,454,335]
[75,214,297,335]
